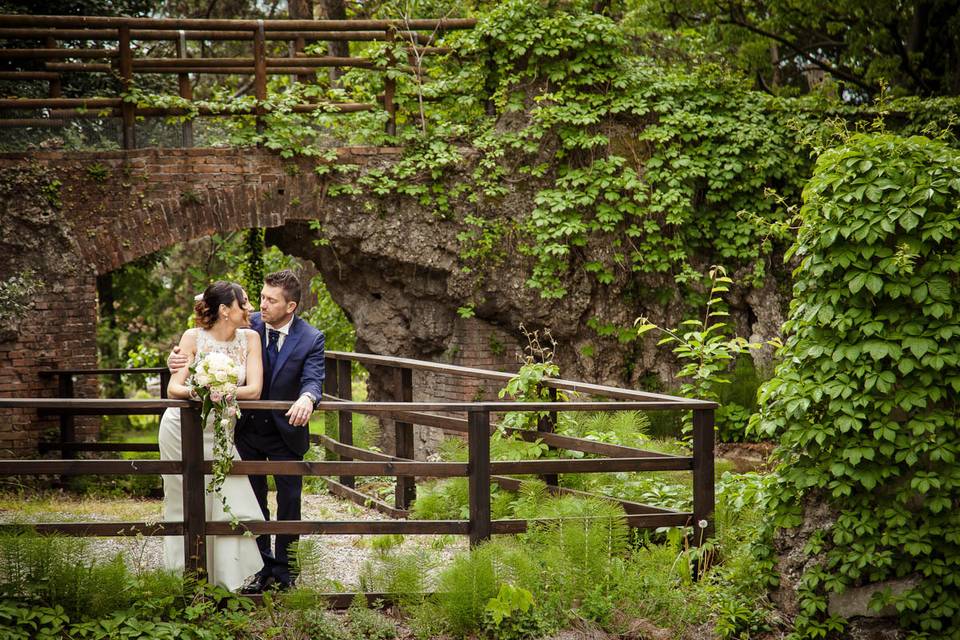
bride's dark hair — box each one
[194,281,245,329]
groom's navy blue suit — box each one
[235,311,324,586]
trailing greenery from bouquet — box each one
[751,131,960,637]
[188,352,243,521]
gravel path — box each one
[0,488,466,590]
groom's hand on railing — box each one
[286,394,314,427]
[168,346,189,374]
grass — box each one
[0,491,160,522]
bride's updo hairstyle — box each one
[194,281,245,329]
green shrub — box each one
[359,550,430,610]
[558,410,651,447]
[481,582,552,640]
[345,596,396,640]
[0,529,255,638]
[0,531,132,619]
[292,608,350,640]
[523,496,629,607]
[753,132,960,636]
[410,477,514,521]
[435,544,500,637]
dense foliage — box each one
[753,132,960,637]
[631,0,960,97]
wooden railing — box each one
[0,14,476,145]
[1,352,715,592]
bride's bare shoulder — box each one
[174,328,198,354]
[241,328,261,346]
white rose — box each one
[206,353,230,368]
[194,373,211,387]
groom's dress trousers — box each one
[235,312,324,586]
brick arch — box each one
[54,147,390,276]
[0,145,521,458]
[0,146,394,457]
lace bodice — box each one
[194,327,249,386]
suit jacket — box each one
[238,311,325,456]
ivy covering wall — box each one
[754,132,960,637]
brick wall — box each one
[408,318,520,457]
[0,275,99,457]
[0,147,392,457]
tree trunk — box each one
[288,0,313,84]
[318,0,349,86]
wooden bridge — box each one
[0,351,716,599]
[0,14,477,145]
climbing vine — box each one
[752,132,960,637]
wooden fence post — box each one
[691,408,715,549]
[468,409,491,546]
[383,28,396,136]
[337,359,354,488]
[45,36,61,98]
[323,356,338,461]
[118,26,134,149]
[536,386,559,487]
[57,373,75,459]
[180,406,207,579]
[253,19,266,138]
[176,30,193,147]
[159,370,170,399]
[394,367,414,508]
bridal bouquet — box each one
[189,352,243,510]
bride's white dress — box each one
[158,327,264,591]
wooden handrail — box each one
[1,397,717,411]
[324,350,707,404]
[0,15,477,31]
[0,28,440,42]
[41,367,167,375]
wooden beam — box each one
[204,519,469,535]
[489,457,693,475]
[0,16,478,32]
[468,410,491,546]
[326,478,408,519]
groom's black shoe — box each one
[273,578,294,592]
[240,573,274,594]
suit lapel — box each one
[271,316,303,386]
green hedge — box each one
[754,132,960,637]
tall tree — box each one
[316,0,348,86]
[633,0,960,97]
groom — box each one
[170,269,324,592]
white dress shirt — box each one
[265,317,293,351]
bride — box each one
[158,281,265,591]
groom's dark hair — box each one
[264,269,301,307]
